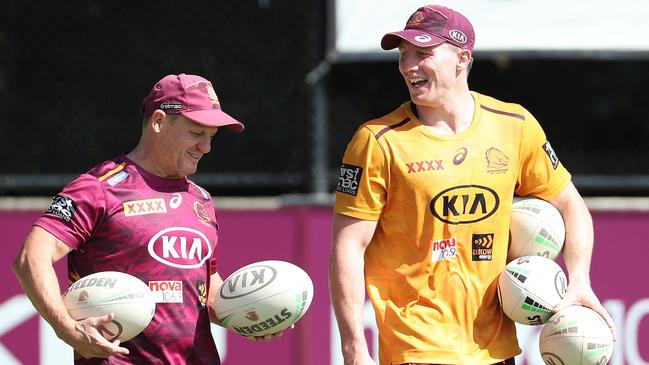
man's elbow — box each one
[11,250,29,283]
[12,241,40,281]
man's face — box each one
[157,115,218,178]
[397,41,463,107]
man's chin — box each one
[179,165,198,177]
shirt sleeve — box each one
[515,111,571,200]
[334,126,388,221]
[209,204,220,274]
[208,235,220,279]
[34,174,106,249]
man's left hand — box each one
[553,280,616,340]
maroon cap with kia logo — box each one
[381,5,475,52]
[142,73,244,132]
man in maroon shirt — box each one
[12,73,276,364]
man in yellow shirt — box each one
[329,4,615,365]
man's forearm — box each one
[552,184,594,284]
[12,228,76,339]
[329,242,370,357]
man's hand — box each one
[548,184,616,340]
[553,281,616,340]
[60,312,130,359]
[247,324,294,343]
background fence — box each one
[1,0,648,197]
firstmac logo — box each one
[148,227,212,269]
[336,164,363,196]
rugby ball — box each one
[540,305,614,365]
[215,260,314,337]
[497,256,567,325]
[509,198,565,262]
[62,271,156,342]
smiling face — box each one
[154,114,218,178]
[398,41,470,108]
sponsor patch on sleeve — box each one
[46,195,77,223]
[336,164,363,196]
[542,141,560,169]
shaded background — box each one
[1,0,648,197]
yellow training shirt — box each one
[334,92,571,365]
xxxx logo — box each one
[406,159,443,173]
[124,198,167,216]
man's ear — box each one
[148,110,167,133]
[457,49,472,71]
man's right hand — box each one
[13,228,130,359]
[61,312,130,359]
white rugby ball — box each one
[497,256,567,325]
[62,271,156,342]
[215,260,314,337]
[540,305,614,365]
[509,198,565,262]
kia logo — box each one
[220,265,277,299]
[449,29,467,44]
[430,185,499,224]
[148,227,212,269]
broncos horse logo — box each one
[485,147,509,170]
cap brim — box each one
[182,109,245,132]
[381,30,446,50]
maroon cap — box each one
[381,5,475,52]
[142,74,244,132]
